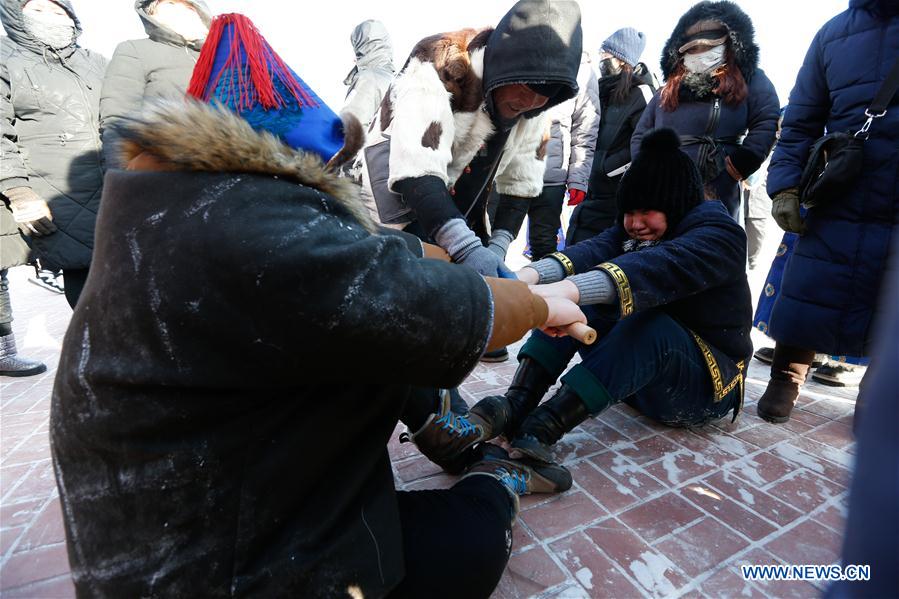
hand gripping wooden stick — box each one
[565,322,597,345]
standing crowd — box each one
[1,0,896,596]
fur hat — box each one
[660,1,759,82]
[601,27,646,68]
[187,14,347,165]
[617,128,703,229]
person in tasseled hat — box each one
[49,12,588,598]
[422,127,753,471]
[566,26,657,243]
[630,1,780,221]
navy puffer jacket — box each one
[767,0,899,357]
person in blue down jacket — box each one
[757,0,899,424]
[631,0,780,220]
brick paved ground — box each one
[0,253,857,598]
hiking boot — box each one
[812,361,865,387]
[400,389,496,474]
[0,334,47,377]
[470,357,558,441]
[510,385,590,464]
[757,344,816,423]
[462,445,573,520]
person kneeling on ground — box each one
[50,15,586,598]
[431,127,753,468]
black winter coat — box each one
[0,0,106,270]
[51,100,493,598]
[99,0,211,170]
[568,63,655,242]
[563,201,752,405]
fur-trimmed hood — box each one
[115,97,376,232]
[661,1,759,81]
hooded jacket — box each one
[0,0,106,270]
[360,0,582,244]
[542,55,600,190]
[341,20,395,131]
[99,0,212,170]
[766,0,899,357]
[50,97,548,597]
[631,1,780,220]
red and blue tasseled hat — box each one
[187,13,344,164]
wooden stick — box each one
[565,322,597,345]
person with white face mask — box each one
[99,0,213,171]
[631,0,780,222]
[1,0,107,322]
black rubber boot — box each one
[469,357,557,442]
[510,385,589,464]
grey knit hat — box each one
[601,27,646,67]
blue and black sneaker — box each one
[401,389,498,474]
[462,445,572,520]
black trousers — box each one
[62,268,89,309]
[389,476,513,598]
[526,185,566,260]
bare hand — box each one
[530,280,579,303]
[541,296,587,334]
[516,266,539,285]
[540,296,587,337]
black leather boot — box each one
[469,357,557,442]
[510,385,589,464]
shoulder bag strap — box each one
[856,56,899,137]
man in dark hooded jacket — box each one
[0,0,106,310]
[360,0,583,280]
[51,14,584,597]
[99,0,211,170]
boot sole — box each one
[0,364,48,378]
[479,354,510,363]
[756,405,790,424]
[509,436,555,464]
[810,374,857,388]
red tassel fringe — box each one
[187,13,317,111]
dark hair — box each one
[659,45,748,111]
[610,62,635,105]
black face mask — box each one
[599,58,621,78]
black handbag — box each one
[798,57,899,208]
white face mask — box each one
[683,45,726,74]
[22,1,75,49]
[153,1,207,41]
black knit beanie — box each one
[616,127,703,230]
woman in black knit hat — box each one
[443,127,754,472]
